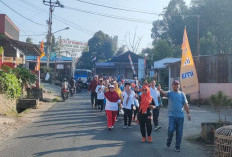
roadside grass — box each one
[4,110,19,118]
[52,97,61,102]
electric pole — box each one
[197,15,200,101]
[43,0,64,67]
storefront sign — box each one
[15,57,23,64]
[57,64,64,69]
[4,57,13,63]
[59,38,87,57]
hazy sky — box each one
[0,0,191,53]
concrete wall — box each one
[200,83,232,99]
[190,83,232,100]
[0,94,16,114]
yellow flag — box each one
[0,46,3,56]
[0,46,3,68]
[180,27,199,94]
[40,41,45,58]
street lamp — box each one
[52,27,69,35]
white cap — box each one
[109,84,114,88]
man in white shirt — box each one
[150,80,161,130]
[122,82,135,129]
[95,79,105,111]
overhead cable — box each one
[65,6,153,24]
[0,0,47,26]
[75,0,159,15]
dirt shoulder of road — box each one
[0,83,60,144]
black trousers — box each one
[91,92,97,107]
[123,108,132,126]
[153,106,160,127]
[133,106,139,118]
[97,99,104,111]
[138,112,152,137]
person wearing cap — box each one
[88,75,98,108]
[150,80,161,131]
[104,84,121,130]
[95,79,105,111]
[158,80,191,152]
[122,82,135,129]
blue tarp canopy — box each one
[26,56,72,62]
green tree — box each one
[200,32,217,55]
[152,0,188,46]
[26,37,33,44]
[152,39,175,61]
[76,31,115,69]
[88,31,114,61]
[152,0,232,56]
[76,51,94,70]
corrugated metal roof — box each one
[153,58,181,69]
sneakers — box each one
[127,125,132,129]
[147,136,152,143]
[154,126,161,131]
[175,148,180,152]
[167,141,171,148]
[141,137,146,143]
[123,125,127,129]
[132,117,135,122]
[108,127,112,131]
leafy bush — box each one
[209,91,232,122]
[0,71,21,99]
[13,67,37,88]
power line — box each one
[75,0,159,15]
[0,0,47,26]
[20,33,47,37]
[65,6,153,24]
[19,0,94,35]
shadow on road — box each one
[14,92,210,157]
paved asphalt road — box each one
[0,92,211,157]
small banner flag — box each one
[0,46,4,68]
[180,27,199,94]
[40,41,45,58]
[92,56,96,61]
[128,54,136,75]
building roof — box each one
[153,58,181,69]
[108,51,143,63]
[0,34,41,56]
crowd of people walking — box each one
[87,75,191,152]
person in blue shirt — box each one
[158,80,191,152]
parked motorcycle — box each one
[69,86,75,97]
[76,82,82,93]
[61,87,69,101]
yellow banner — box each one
[3,57,14,63]
[15,57,23,64]
[0,46,3,68]
[180,28,199,94]
[40,41,45,58]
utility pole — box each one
[43,0,64,67]
[197,15,200,101]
